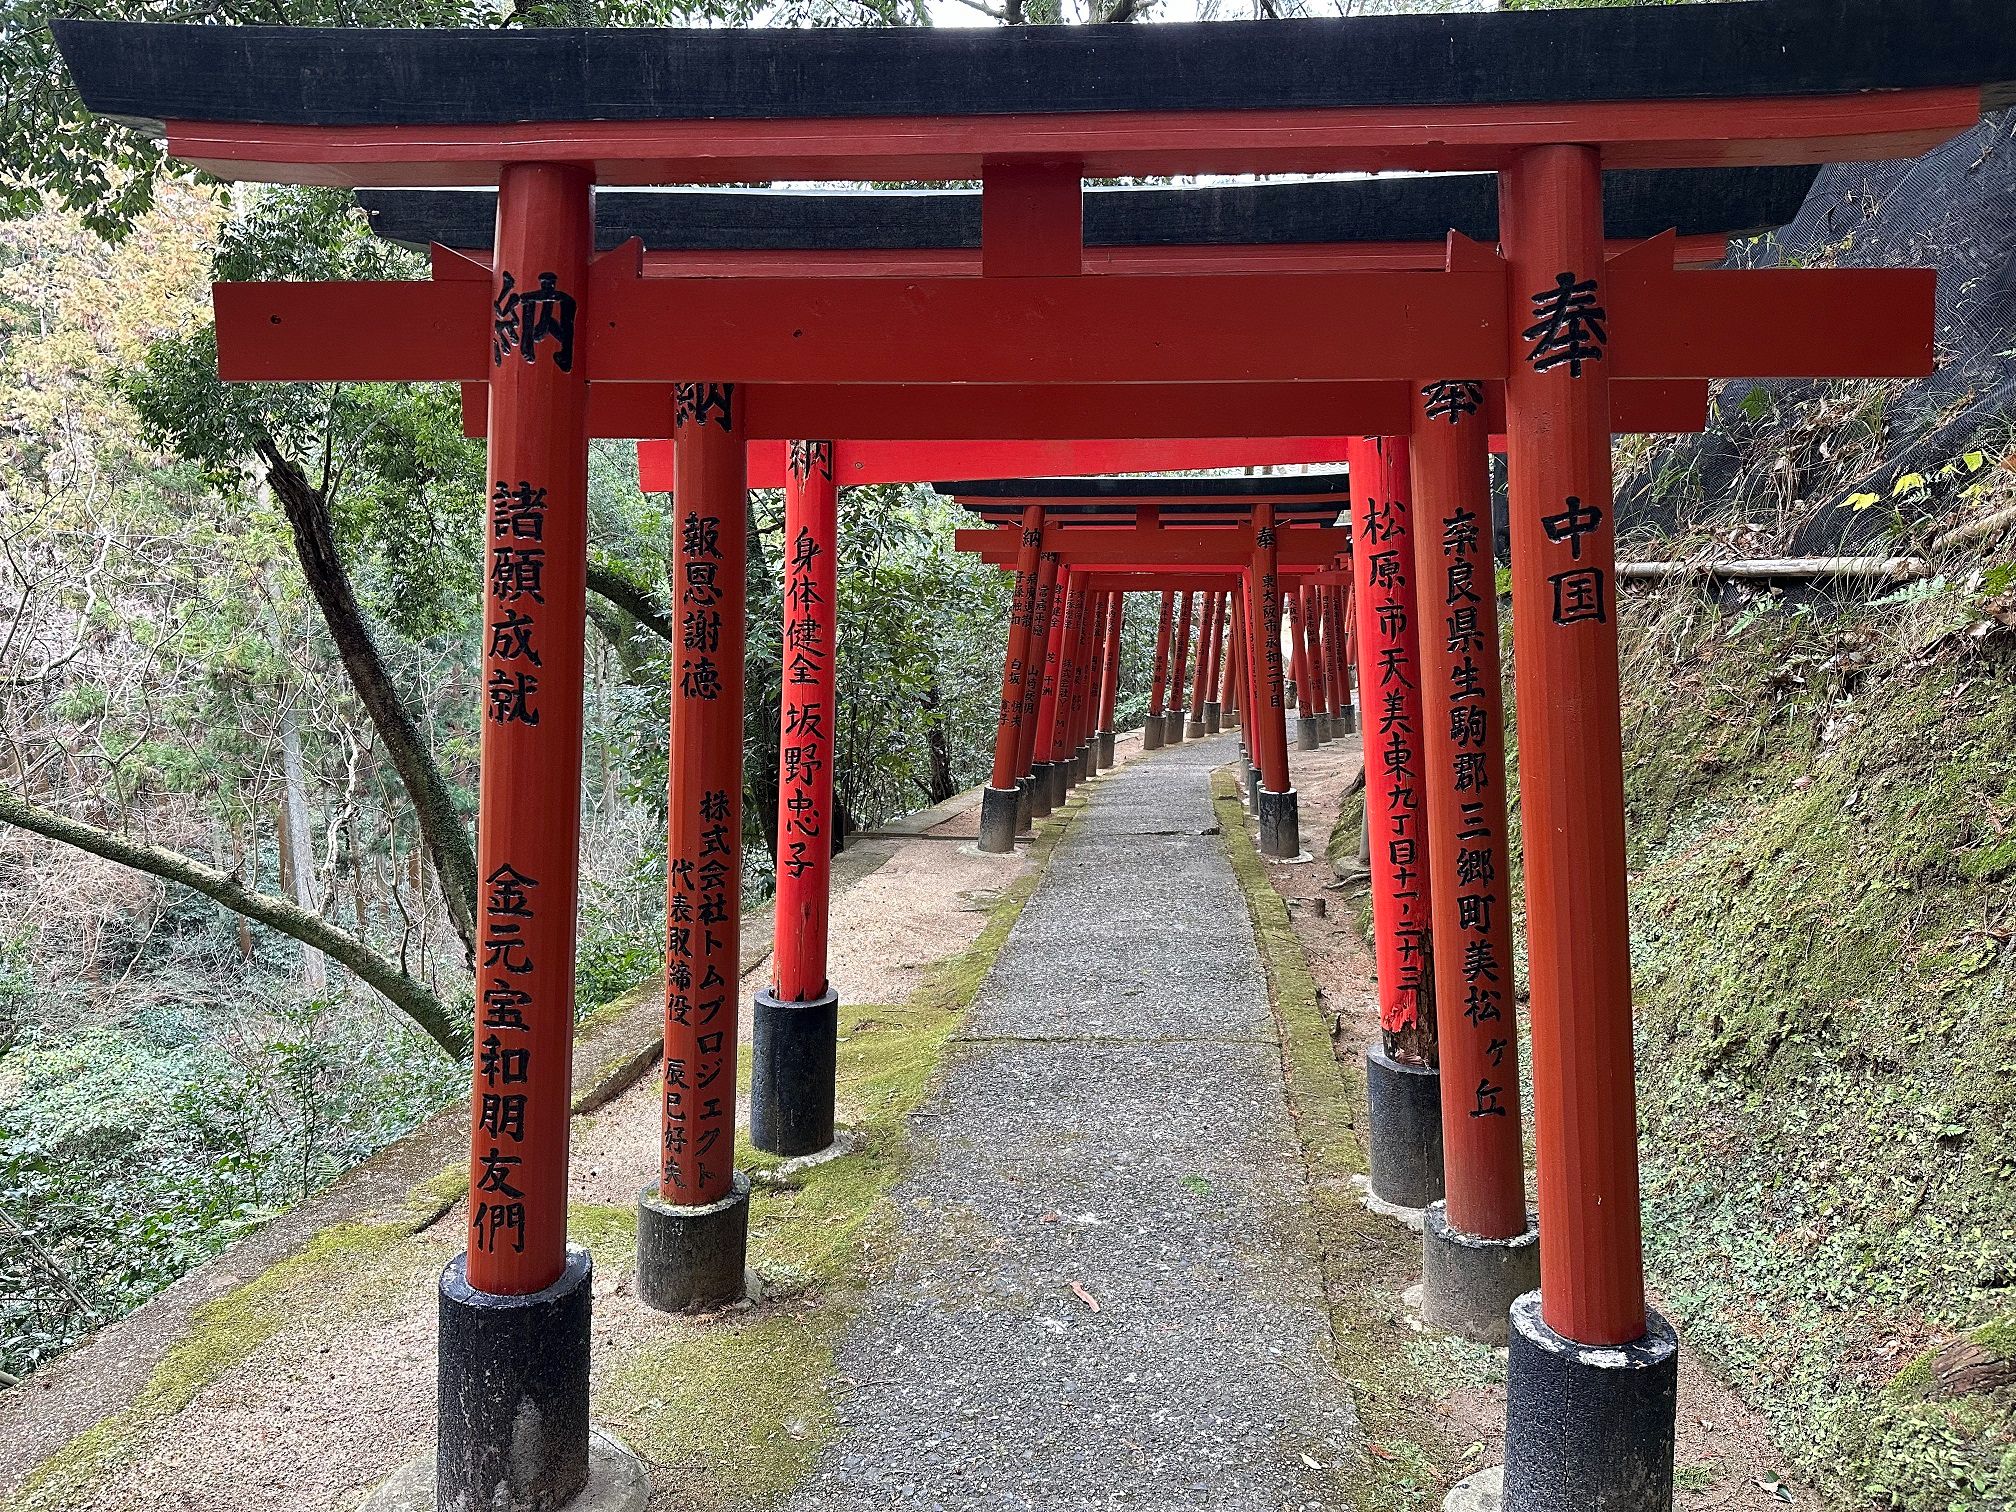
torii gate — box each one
[54,6,1992,1509]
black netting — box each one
[1615,109,2016,554]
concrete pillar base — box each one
[1204,700,1222,734]
[1161,711,1184,744]
[1338,706,1358,736]
[1421,1202,1541,1347]
[1185,715,1207,738]
[1029,762,1056,817]
[1097,730,1116,768]
[1224,704,1240,729]
[1503,1293,1679,1512]
[1257,787,1300,859]
[978,784,1022,854]
[364,1427,649,1512]
[751,986,839,1156]
[635,1174,750,1313]
[434,1247,593,1511]
[1365,1045,1445,1210]
[1015,775,1035,834]
[1245,764,1261,812]
[1072,743,1090,783]
[1295,714,1322,751]
[1142,715,1165,751]
[1046,758,1069,809]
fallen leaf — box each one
[1368,1445,1398,1462]
[1069,1281,1101,1313]
[1038,1212,1061,1223]
[1300,1453,1322,1470]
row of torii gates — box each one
[55,5,2014,1509]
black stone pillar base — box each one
[1165,711,1187,744]
[1339,705,1359,736]
[751,987,838,1156]
[1073,742,1090,782]
[1097,730,1116,768]
[977,785,1021,854]
[1030,761,1057,816]
[1365,1045,1445,1209]
[1257,787,1300,859]
[1044,759,1067,808]
[1204,700,1221,734]
[635,1174,750,1313]
[1245,764,1261,812]
[436,1246,592,1512]
[1295,714,1322,751]
[1142,715,1165,751]
[1503,1293,1679,1512]
[1421,1202,1541,1347]
[1015,775,1035,834]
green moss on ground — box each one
[1513,579,2016,1510]
[596,806,1076,1508]
[1213,772,1475,1511]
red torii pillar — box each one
[1165,590,1196,745]
[1286,586,1322,751]
[1247,507,1299,858]
[1202,589,1229,734]
[1498,146,1678,1500]
[637,380,753,1314]
[1408,384,1538,1347]
[1184,589,1216,739]
[1017,549,1061,823]
[1143,589,1174,752]
[1037,572,1082,805]
[1096,591,1124,768]
[1074,590,1107,779]
[1348,434,1444,1211]
[1222,590,1243,733]
[1061,580,1093,785]
[751,439,843,1155]
[1324,580,1356,737]
[448,162,596,1510]
[980,504,1045,852]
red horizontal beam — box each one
[167,88,1980,186]
[956,525,1346,568]
[219,260,1931,389]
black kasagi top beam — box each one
[51,3,2016,132]
[357,170,1820,256]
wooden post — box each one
[1166,590,1196,744]
[1096,590,1124,768]
[1409,384,1530,1241]
[1017,548,1060,819]
[442,160,596,1512]
[1287,586,1320,750]
[637,377,752,1311]
[1498,143,1676,1512]
[753,438,842,1154]
[1203,588,1229,733]
[1145,589,1174,751]
[1185,588,1215,738]
[1248,506,1299,857]
[981,503,1044,851]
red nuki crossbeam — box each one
[216,247,1934,388]
[956,526,1344,570]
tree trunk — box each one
[0,788,466,1058]
[257,438,479,965]
[920,678,957,805]
[278,703,328,993]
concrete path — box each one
[785,734,1359,1511]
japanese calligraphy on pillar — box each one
[486,482,547,727]
[1351,439,1432,1044]
[472,860,536,1256]
[779,512,829,885]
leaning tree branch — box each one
[0,786,469,1060]
[586,559,673,644]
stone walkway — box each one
[784,735,1360,1511]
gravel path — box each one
[785,735,1360,1511]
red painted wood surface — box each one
[772,442,839,1003]
[166,86,1981,186]
[1098,591,1124,736]
[1408,392,1529,1244]
[1032,572,1073,767]
[1501,145,1647,1347]
[1320,583,1348,730]
[219,255,1931,387]
[1348,436,1433,1052]
[956,525,1349,570]
[466,164,592,1297]
[989,506,1045,791]
[1147,590,1174,722]
[662,382,748,1209]
[1286,588,1317,725]
[1246,511,1292,795]
[1013,551,1060,785]
[1167,592,1196,722]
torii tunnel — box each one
[51,1,2016,1507]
